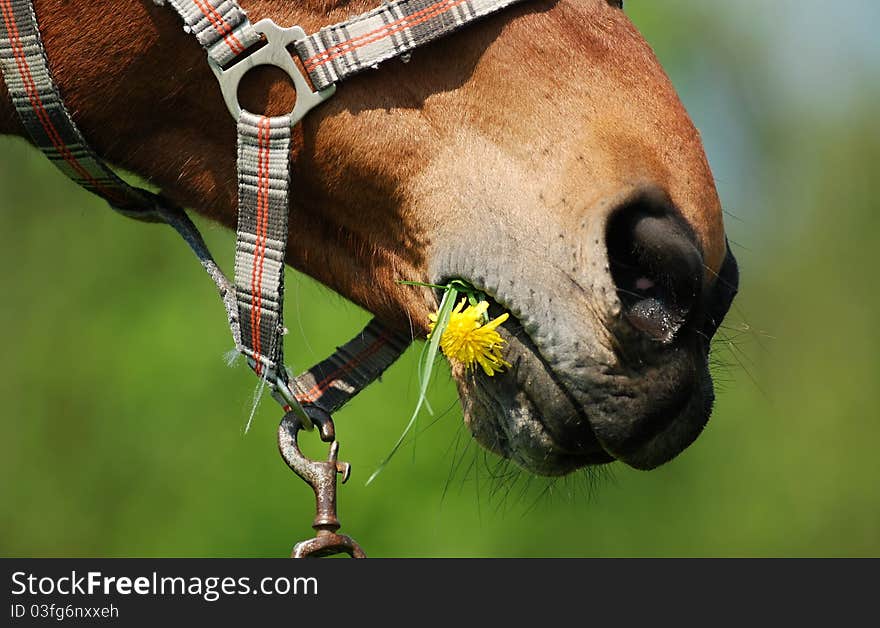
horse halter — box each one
[0,0,528,556]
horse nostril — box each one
[606,193,704,343]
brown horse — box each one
[0,0,738,475]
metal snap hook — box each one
[278,409,365,558]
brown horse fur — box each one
[0,1,738,474]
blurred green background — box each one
[1,1,878,557]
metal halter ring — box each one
[209,19,336,125]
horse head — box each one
[0,0,739,475]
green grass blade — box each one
[366,286,459,485]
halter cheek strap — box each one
[0,0,157,218]
[234,112,293,387]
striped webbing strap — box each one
[165,0,531,90]
[234,112,292,382]
[295,0,530,90]
[0,0,411,418]
[293,319,412,415]
[163,0,262,67]
[0,0,154,218]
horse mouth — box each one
[450,295,715,476]
[455,302,613,475]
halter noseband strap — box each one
[296,0,528,90]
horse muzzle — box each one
[431,189,740,475]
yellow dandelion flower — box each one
[429,299,511,376]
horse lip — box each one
[461,292,613,472]
[567,336,715,470]
[457,286,712,473]
[592,374,709,470]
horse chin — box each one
[451,302,716,476]
[453,318,614,476]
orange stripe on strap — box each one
[0,0,126,206]
[192,0,245,56]
[304,0,456,68]
[249,115,271,374]
[304,0,469,72]
[295,330,392,404]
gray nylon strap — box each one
[293,319,412,415]
[162,0,262,67]
[0,0,154,218]
[295,0,529,90]
[234,111,292,382]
